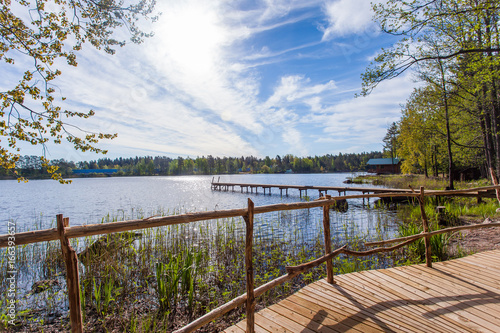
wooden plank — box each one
[468,249,500,258]
[285,292,383,332]
[411,261,500,293]
[404,265,500,314]
[299,283,390,330]
[437,260,500,290]
[279,297,366,333]
[465,256,500,269]
[354,270,475,332]
[235,319,270,333]
[225,251,500,333]
[447,255,500,275]
[223,325,246,333]
[317,276,440,332]
[337,271,461,332]
[461,252,500,265]
[371,268,485,332]
[388,266,500,332]
[286,293,371,332]
[271,301,345,333]
[425,260,500,293]
[254,313,290,332]
[301,282,414,332]
[312,278,443,333]
[259,307,316,333]
[444,255,500,273]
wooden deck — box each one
[224,250,500,332]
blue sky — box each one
[6,0,418,162]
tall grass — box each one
[395,195,500,263]
[357,174,492,191]
[0,206,399,332]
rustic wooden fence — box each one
[2,185,500,333]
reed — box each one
[0,205,400,332]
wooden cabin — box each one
[366,158,401,174]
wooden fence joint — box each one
[322,195,334,284]
[56,214,83,333]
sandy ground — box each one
[449,216,500,254]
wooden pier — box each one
[224,249,500,333]
[211,179,410,198]
[211,179,499,201]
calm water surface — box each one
[1,173,398,240]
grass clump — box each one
[395,194,500,264]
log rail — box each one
[2,185,500,333]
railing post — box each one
[244,199,255,332]
[56,214,83,333]
[323,195,334,284]
[419,187,432,268]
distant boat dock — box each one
[210,177,410,198]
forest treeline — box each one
[2,152,383,179]
[363,1,500,189]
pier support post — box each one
[243,199,255,333]
[57,215,83,333]
[322,196,334,284]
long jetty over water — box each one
[212,179,416,198]
[211,178,499,200]
[211,178,410,198]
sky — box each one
[5,0,419,162]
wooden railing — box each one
[2,185,500,333]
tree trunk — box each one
[434,145,439,177]
[479,99,494,173]
[444,96,454,189]
[489,81,500,179]
[438,59,454,190]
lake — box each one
[1,172,402,322]
[1,173,398,242]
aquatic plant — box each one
[0,205,400,332]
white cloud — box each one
[259,0,320,22]
[321,0,382,40]
[5,0,417,161]
[282,127,308,156]
[305,73,417,148]
[266,75,337,106]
